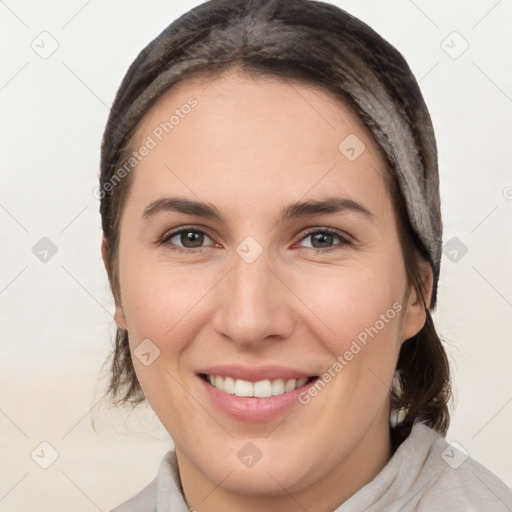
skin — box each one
[102,68,432,512]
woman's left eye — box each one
[160,226,351,254]
[297,228,351,252]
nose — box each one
[211,246,295,350]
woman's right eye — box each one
[161,227,215,254]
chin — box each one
[194,442,315,496]
[215,463,310,497]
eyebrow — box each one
[142,195,374,223]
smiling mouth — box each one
[199,373,318,398]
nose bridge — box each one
[213,242,294,347]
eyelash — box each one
[159,225,352,255]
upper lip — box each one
[197,364,317,382]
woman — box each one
[98,0,512,510]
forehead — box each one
[125,69,392,218]
[134,68,384,157]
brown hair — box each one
[99,0,452,444]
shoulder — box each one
[109,449,183,512]
[110,475,158,512]
[415,424,512,511]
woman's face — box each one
[105,70,428,506]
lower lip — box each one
[197,375,318,423]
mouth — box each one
[196,364,322,422]
[199,373,319,398]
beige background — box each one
[1,0,511,510]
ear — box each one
[101,237,127,331]
[100,236,111,276]
[401,261,433,342]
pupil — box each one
[182,231,203,248]
[313,232,332,248]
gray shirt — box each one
[111,422,512,511]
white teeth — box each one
[234,379,253,397]
[223,376,235,394]
[296,377,308,388]
[271,378,285,396]
[204,374,313,397]
[253,379,272,398]
[285,379,296,392]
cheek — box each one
[314,261,403,339]
[120,261,194,342]
[118,249,219,382]
[117,259,200,413]
[307,260,405,395]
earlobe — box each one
[114,306,128,331]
